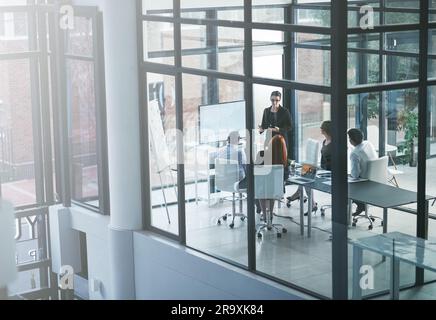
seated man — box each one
[214,131,247,189]
[348,128,378,216]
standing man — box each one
[259,91,292,148]
[348,128,378,216]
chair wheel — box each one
[222,216,227,221]
[352,223,357,227]
[353,218,358,223]
[277,233,282,238]
[267,226,272,231]
[229,223,235,229]
[282,228,287,233]
[371,218,375,222]
[368,225,373,230]
[381,220,384,226]
[240,216,246,222]
[287,203,291,208]
[257,233,262,239]
[217,220,221,225]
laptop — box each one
[288,163,318,184]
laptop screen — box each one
[301,164,317,179]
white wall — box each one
[50,206,308,300]
[134,232,307,300]
[49,205,111,300]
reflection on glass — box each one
[66,16,93,57]
[181,1,244,21]
[147,73,179,235]
[0,11,30,53]
[144,21,175,65]
[183,73,247,265]
[0,60,36,207]
[67,59,99,207]
[142,0,173,16]
[181,25,244,74]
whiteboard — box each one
[199,101,246,144]
[149,100,172,173]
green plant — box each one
[397,93,418,166]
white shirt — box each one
[350,141,378,179]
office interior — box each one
[2,0,436,300]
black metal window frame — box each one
[138,0,432,300]
[54,5,110,215]
[0,2,58,300]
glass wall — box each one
[147,73,179,235]
[140,0,436,300]
[0,59,36,208]
[183,74,247,264]
[64,10,108,212]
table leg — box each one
[352,246,363,300]
[308,188,313,238]
[300,186,304,236]
[390,256,400,300]
[382,208,388,263]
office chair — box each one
[304,138,320,166]
[215,158,247,229]
[367,125,403,187]
[352,156,388,230]
[255,165,287,239]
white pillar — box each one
[102,0,143,231]
[74,0,143,299]
[102,0,142,299]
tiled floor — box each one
[151,160,436,300]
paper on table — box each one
[321,177,368,186]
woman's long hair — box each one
[267,135,288,167]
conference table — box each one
[286,175,435,238]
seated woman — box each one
[258,134,289,222]
[287,120,332,215]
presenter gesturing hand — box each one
[259,91,292,145]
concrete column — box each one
[74,0,143,299]
[102,0,142,231]
[102,0,142,299]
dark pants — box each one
[354,201,365,212]
[238,177,247,190]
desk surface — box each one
[351,232,436,272]
[288,178,435,209]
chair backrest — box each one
[254,165,284,200]
[304,139,320,166]
[215,158,240,193]
[367,125,379,151]
[366,156,388,184]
